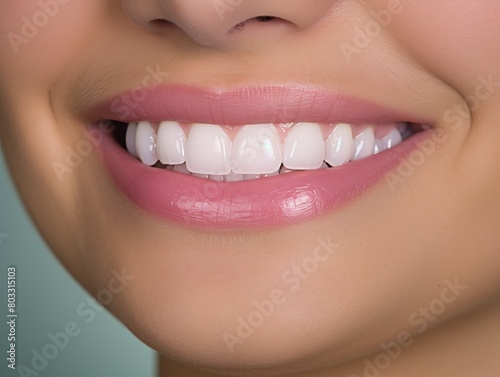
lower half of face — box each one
[1,0,500,374]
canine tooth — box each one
[325,124,354,167]
[353,127,375,160]
[231,124,281,174]
[125,123,138,158]
[282,123,325,170]
[136,121,158,166]
[186,124,231,175]
[157,121,186,164]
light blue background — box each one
[0,144,155,377]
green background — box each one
[0,144,155,377]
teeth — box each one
[135,121,158,166]
[325,124,353,167]
[231,124,282,174]
[262,170,279,178]
[186,124,231,175]
[280,166,296,174]
[125,122,138,158]
[173,163,190,175]
[243,174,261,180]
[352,127,375,161]
[124,121,411,179]
[224,172,244,182]
[209,175,225,181]
[398,122,415,140]
[157,121,186,165]
[282,122,325,170]
[193,173,209,179]
[375,128,402,154]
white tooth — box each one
[173,163,191,175]
[282,123,325,170]
[353,127,375,161]
[125,122,138,158]
[262,170,279,178]
[243,174,261,181]
[135,121,158,166]
[193,173,209,179]
[224,172,244,182]
[209,175,225,181]
[325,124,354,167]
[280,162,326,174]
[279,166,295,174]
[157,121,186,165]
[375,128,402,153]
[231,124,281,174]
[186,124,231,175]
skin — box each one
[1,0,499,376]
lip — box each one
[92,84,430,125]
[94,84,432,229]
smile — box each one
[122,121,414,181]
[93,84,432,228]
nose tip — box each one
[122,0,336,49]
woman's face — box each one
[1,0,500,374]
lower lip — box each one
[99,129,429,229]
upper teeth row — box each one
[125,121,403,176]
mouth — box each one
[93,84,432,229]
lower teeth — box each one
[157,161,331,181]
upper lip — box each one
[89,84,431,126]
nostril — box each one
[151,18,170,24]
[254,16,276,22]
[231,15,289,32]
[148,18,174,30]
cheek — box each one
[0,1,104,89]
[370,1,500,92]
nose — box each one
[122,0,336,49]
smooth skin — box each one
[0,1,499,376]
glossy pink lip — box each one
[94,85,431,228]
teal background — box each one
[0,144,156,377]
